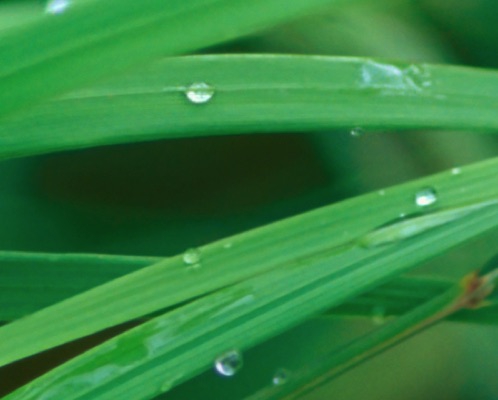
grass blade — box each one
[246,268,498,400]
[5,194,498,399]
[0,0,348,119]
[2,55,498,160]
[0,157,496,369]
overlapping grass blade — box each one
[3,251,498,325]
[0,0,349,119]
[1,55,498,160]
[5,191,498,399]
[0,251,156,322]
[246,275,485,400]
[0,157,496,370]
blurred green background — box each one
[1,0,497,398]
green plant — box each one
[0,0,497,399]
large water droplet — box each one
[272,368,290,386]
[215,350,243,377]
[350,127,365,137]
[185,82,214,104]
[45,0,69,14]
[415,187,438,207]
[183,248,201,266]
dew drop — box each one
[451,167,462,175]
[272,368,290,386]
[215,350,243,377]
[185,82,214,104]
[45,0,70,14]
[183,248,201,266]
[350,127,365,137]
[415,187,438,207]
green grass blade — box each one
[5,196,498,400]
[0,157,496,370]
[0,251,156,321]
[3,251,498,325]
[246,280,469,400]
[0,0,348,119]
[2,55,498,160]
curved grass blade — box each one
[0,251,157,322]
[3,251,498,326]
[2,55,498,160]
[0,157,496,369]
[5,196,498,400]
[0,0,348,119]
[246,268,498,400]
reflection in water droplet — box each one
[415,187,438,207]
[45,0,69,14]
[451,167,462,175]
[372,305,386,325]
[215,350,243,377]
[272,368,290,386]
[350,127,365,137]
[185,82,214,104]
[183,248,201,267]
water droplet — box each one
[215,350,243,377]
[415,187,438,207]
[45,0,70,14]
[272,368,290,386]
[451,167,462,175]
[372,305,386,325]
[185,82,214,104]
[350,127,365,137]
[183,248,201,266]
[378,190,386,196]
[360,61,432,94]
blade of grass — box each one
[5,197,498,400]
[246,267,498,400]
[2,55,498,160]
[0,251,157,321]
[3,251,498,326]
[0,157,496,369]
[0,0,352,119]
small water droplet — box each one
[350,127,365,137]
[415,187,438,207]
[183,248,201,266]
[215,350,243,377]
[272,368,290,386]
[451,167,462,175]
[45,0,69,14]
[185,82,214,104]
[372,305,386,325]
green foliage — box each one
[0,0,497,399]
